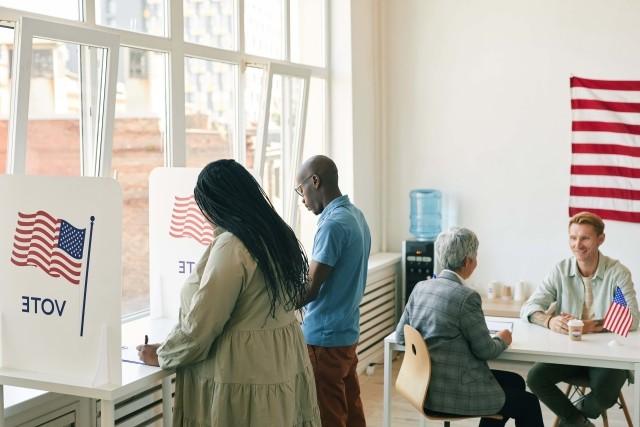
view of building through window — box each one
[0,0,327,317]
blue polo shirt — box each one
[302,195,371,347]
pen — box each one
[145,334,149,345]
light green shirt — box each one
[521,253,639,331]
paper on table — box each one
[486,320,513,334]
[122,346,145,365]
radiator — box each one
[356,263,399,371]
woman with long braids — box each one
[137,160,321,426]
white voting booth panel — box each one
[0,175,122,387]
[149,167,212,320]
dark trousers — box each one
[479,370,544,427]
[307,344,366,427]
[527,363,628,421]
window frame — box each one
[254,62,310,226]
[6,16,120,176]
[0,0,330,318]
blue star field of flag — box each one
[58,220,86,259]
[613,286,627,307]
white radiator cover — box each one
[98,253,401,426]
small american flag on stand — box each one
[603,286,633,337]
[10,210,86,285]
[169,195,214,245]
[569,77,640,223]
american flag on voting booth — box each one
[603,286,633,337]
[10,210,86,285]
[569,77,640,223]
[169,195,214,245]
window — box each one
[113,47,167,315]
[96,0,167,36]
[185,57,236,167]
[184,0,235,51]
[128,49,148,79]
[3,0,329,317]
[0,26,13,174]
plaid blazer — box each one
[395,270,507,415]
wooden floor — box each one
[360,355,635,427]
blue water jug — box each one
[410,189,442,240]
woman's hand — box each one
[136,343,161,366]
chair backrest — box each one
[395,324,431,413]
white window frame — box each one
[0,0,330,317]
[6,16,120,177]
[254,62,310,225]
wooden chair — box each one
[551,376,632,427]
[395,325,503,427]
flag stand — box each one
[607,337,624,347]
[80,216,95,337]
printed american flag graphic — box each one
[10,210,86,285]
[603,286,633,337]
[169,195,214,245]
[570,77,640,223]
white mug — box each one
[514,281,527,302]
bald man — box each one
[296,155,371,427]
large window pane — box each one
[0,27,12,173]
[290,0,324,67]
[299,78,325,252]
[185,57,236,167]
[113,47,167,316]
[261,73,305,219]
[24,39,85,176]
[97,0,166,37]
[244,0,283,59]
[0,1,80,20]
[244,66,264,170]
[184,0,235,51]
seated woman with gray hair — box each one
[395,227,543,427]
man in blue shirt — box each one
[296,155,371,427]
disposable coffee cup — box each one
[568,319,584,341]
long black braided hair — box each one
[194,159,309,318]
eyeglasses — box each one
[294,175,313,197]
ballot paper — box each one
[486,320,513,334]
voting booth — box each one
[149,167,213,320]
[0,175,122,387]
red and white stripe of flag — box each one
[570,77,640,223]
[603,302,633,337]
[10,211,83,285]
[169,195,214,245]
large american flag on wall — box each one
[570,77,640,223]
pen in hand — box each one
[145,334,149,345]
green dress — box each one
[157,229,321,427]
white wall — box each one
[330,0,382,253]
[381,0,640,294]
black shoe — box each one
[558,416,595,427]
[575,397,600,419]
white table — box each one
[0,317,176,427]
[383,316,640,427]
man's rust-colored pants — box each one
[307,344,367,427]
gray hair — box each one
[435,227,479,273]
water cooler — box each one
[398,189,441,317]
[401,240,435,308]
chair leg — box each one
[618,391,633,427]
[602,409,609,427]
[553,383,575,427]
